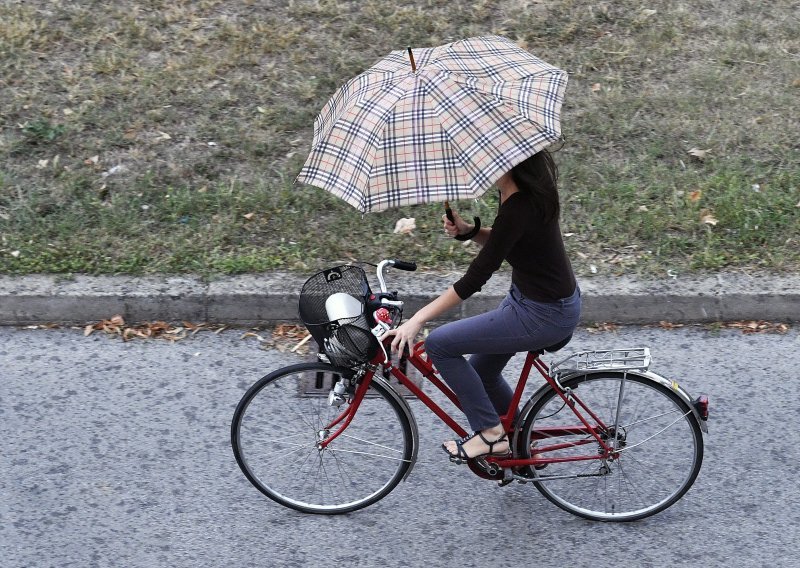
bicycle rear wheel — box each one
[520,372,703,521]
[231,362,414,514]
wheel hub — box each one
[316,429,330,445]
[598,426,627,460]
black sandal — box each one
[442,431,510,464]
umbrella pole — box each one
[407,46,417,72]
[444,200,454,223]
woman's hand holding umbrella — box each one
[442,201,471,238]
[443,201,483,243]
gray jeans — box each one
[424,283,581,432]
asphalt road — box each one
[2,324,799,567]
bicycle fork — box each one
[314,367,421,481]
[315,371,372,450]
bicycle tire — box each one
[520,371,704,522]
[231,362,414,514]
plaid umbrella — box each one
[296,35,568,212]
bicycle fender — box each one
[370,375,420,481]
[516,369,708,438]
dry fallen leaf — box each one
[393,217,416,234]
[688,190,702,203]
[591,83,602,93]
[687,148,711,161]
[720,320,791,334]
[83,316,223,341]
[241,331,267,341]
[700,210,718,226]
[586,322,619,333]
[243,324,312,356]
[243,212,255,220]
[273,324,307,338]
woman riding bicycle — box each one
[385,149,581,463]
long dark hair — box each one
[510,149,560,223]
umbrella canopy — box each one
[296,35,568,212]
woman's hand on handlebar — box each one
[384,287,462,355]
[384,317,423,356]
[442,207,472,238]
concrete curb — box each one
[1,270,799,326]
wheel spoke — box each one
[616,410,694,453]
[618,449,659,471]
[328,448,412,462]
[621,407,682,430]
[340,433,405,453]
[615,459,647,510]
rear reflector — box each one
[694,395,709,421]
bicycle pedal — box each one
[498,468,514,487]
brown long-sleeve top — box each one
[452,192,577,303]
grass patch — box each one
[1,0,798,277]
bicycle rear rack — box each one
[551,347,651,375]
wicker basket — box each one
[298,266,377,367]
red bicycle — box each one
[231,260,709,521]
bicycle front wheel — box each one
[231,362,414,514]
[520,372,703,522]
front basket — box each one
[298,265,377,367]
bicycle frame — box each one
[317,339,620,470]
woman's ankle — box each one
[481,425,505,439]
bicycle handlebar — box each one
[369,259,416,353]
[376,259,416,293]
[393,260,417,272]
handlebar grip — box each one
[392,260,417,272]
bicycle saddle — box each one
[529,333,573,356]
